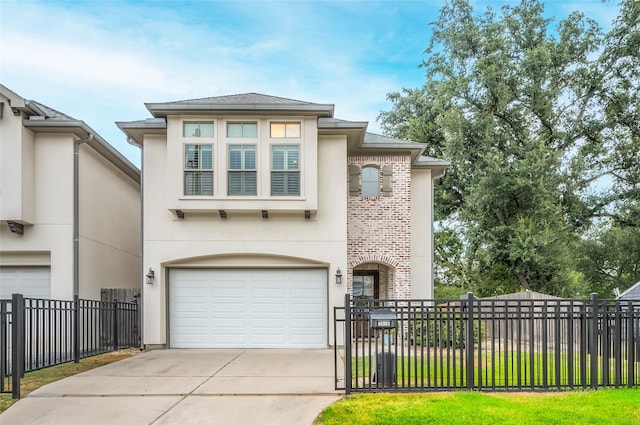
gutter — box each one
[74,133,94,298]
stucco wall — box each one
[78,143,141,299]
[410,168,434,298]
[0,129,141,301]
[1,133,75,299]
[0,105,35,224]
[141,129,348,346]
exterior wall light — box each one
[335,268,343,284]
[146,267,155,284]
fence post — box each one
[344,293,352,395]
[627,301,635,388]
[463,292,475,390]
[113,299,119,350]
[590,293,599,389]
[11,293,24,399]
[74,295,80,363]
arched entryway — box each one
[349,259,397,338]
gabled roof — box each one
[1,84,139,183]
[145,92,335,118]
[25,100,76,121]
[618,281,640,300]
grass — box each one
[352,350,638,388]
[0,348,140,414]
[315,389,640,425]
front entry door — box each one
[352,271,379,338]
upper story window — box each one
[184,144,213,196]
[228,145,257,196]
[184,121,214,138]
[361,166,380,197]
[227,122,257,138]
[271,145,300,196]
[349,164,393,197]
[270,122,301,138]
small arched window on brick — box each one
[361,165,380,197]
[348,164,393,197]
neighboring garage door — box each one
[169,269,327,348]
[0,267,51,299]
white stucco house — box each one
[117,93,448,349]
[0,85,141,301]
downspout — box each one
[73,133,93,298]
[73,133,93,363]
[127,136,144,351]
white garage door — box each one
[0,267,51,299]
[169,269,327,348]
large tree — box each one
[380,0,640,296]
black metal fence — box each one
[334,293,640,393]
[1,294,139,399]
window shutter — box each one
[382,165,393,197]
[348,165,360,196]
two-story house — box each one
[0,85,141,301]
[118,93,447,349]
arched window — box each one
[361,166,380,197]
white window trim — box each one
[183,121,215,138]
[227,144,258,196]
[269,121,302,138]
[226,121,258,138]
[361,165,380,197]
[183,143,214,196]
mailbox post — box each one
[369,308,398,387]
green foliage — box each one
[380,0,640,296]
[315,390,640,425]
[410,313,484,349]
[577,224,640,297]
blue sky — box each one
[1,0,620,167]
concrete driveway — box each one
[0,349,343,425]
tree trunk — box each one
[514,272,533,291]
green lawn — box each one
[352,350,638,389]
[315,389,640,425]
[0,348,139,413]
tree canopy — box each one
[380,0,640,297]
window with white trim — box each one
[228,145,257,195]
[271,145,300,196]
[361,166,380,197]
[183,121,214,138]
[270,122,301,138]
[227,122,257,138]
[184,144,213,196]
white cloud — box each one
[1,0,619,167]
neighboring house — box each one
[0,85,141,301]
[618,281,640,301]
[117,93,448,349]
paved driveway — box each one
[0,349,343,425]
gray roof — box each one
[146,92,335,118]
[618,281,640,300]
[364,132,422,147]
[166,93,316,106]
[0,84,139,183]
[26,100,76,121]
[119,91,449,173]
